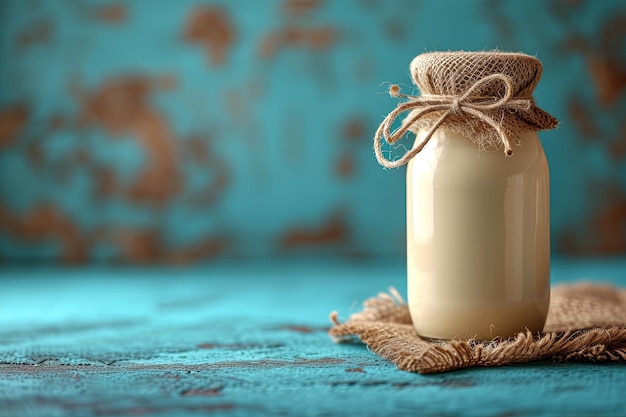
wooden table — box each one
[1,258,625,417]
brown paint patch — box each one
[184,6,235,67]
[559,13,626,107]
[78,77,150,134]
[111,228,225,263]
[383,19,407,41]
[185,137,210,164]
[282,325,313,333]
[74,76,181,205]
[26,142,44,166]
[568,96,600,139]
[198,343,222,349]
[559,188,626,255]
[112,229,162,263]
[584,193,626,254]
[16,20,53,48]
[609,141,626,158]
[341,116,366,141]
[336,153,354,177]
[609,124,626,158]
[126,163,181,204]
[48,114,68,130]
[586,55,626,107]
[0,104,29,148]
[168,236,225,263]
[93,3,127,23]
[483,0,514,39]
[335,115,364,178]
[74,148,91,165]
[92,166,118,198]
[283,0,323,17]
[0,204,88,262]
[181,387,223,397]
[259,26,337,59]
[557,232,577,255]
[154,74,177,91]
[345,367,365,373]
[281,213,348,248]
[272,324,329,333]
[182,138,229,208]
[588,14,626,106]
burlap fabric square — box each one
[329,284,626,374]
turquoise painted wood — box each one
[1,258,626,417]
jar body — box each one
[406,128,550,340]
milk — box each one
[406,128,550,340]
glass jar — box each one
[406,127,550,340]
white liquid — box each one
[407,129,550,340]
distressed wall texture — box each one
[1,0,625,262]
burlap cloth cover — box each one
[329,284,626,374]
[374,51,559,168]
[406,51,558,144]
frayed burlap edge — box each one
[329,284,626,374]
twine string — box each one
[374,73,534,169]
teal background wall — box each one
[1,0,625,263]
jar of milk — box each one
[375,52,559,340]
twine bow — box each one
[374,73,534,169]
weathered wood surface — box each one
[1,259,625,417]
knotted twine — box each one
[329,283,626,374]
[375,51,559,168]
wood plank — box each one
[1,259,625,416]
